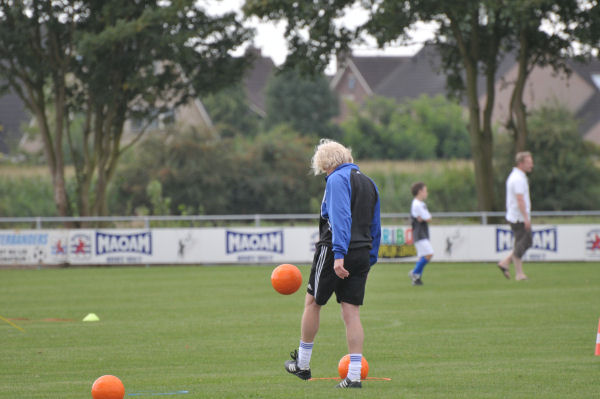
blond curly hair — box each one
[311,139,354,175]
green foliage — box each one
[494,105,600,211]
[408,95,471,159]
[264,68,340,139]
[110,127,323,215]
[0,0,254,216]
[367,163,476,212]
[201,83,260,138]
[341,95,470,160]
[0,176,57,217]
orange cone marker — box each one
[596,319,600,356]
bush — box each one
[365,162,476,213]
[0,176,57,217]
[341,95,470,160]
[110,127,324,215]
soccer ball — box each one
[338,354,369,380]
[270,264,302,295]
[91,375,125,399]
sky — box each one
[204,1,437,71]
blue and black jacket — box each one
[317,163,381,266]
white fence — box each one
[1,222,600,266]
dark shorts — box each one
[511,222,533,258]
[307,245,371,306]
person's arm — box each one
[516,193,530,230]
[416,202,432,223]
[369,188,381,267]
[326,173,352,278]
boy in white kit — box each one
[408,182,433,286]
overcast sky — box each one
[204,0,436,70]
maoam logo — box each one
[96,231,152,256]
[226,230,284,254]
[495,227,557,252]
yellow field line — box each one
[0,314,26,332]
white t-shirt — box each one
[505,167,531,223]
[411,198,431,223]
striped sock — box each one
[298,341,313,369]
[347,353,362,381]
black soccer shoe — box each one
[284,349,311,380]
[336,377,362,388]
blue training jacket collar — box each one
[325,163,359,180]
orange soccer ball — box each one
[338,354,369,380]
[271,264,302,295]
[91,375,125,399]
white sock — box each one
[347,353,362,381]
[298,341,313,369]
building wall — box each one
[490,64,595,128]
[333,68,371,122]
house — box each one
[493,58,600,143]
[330,54,410,121]
[329,46,600,144]
[122,48,276,136]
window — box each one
[348,75,356,90]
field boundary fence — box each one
[0,210,600,229]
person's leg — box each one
[341,302,363,353]
[413,256,428,275]
[512,255,528,280]
[340,302,363,382]
[286,246,333,380]
[297,294,321,368]
[410,240,433,285]
[499,253,512,268]
[512,223,531,281]
[497,252,512,279]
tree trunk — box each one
[510,31,530,153]
[450,9,496,211]
[465,65,495,211]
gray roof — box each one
[373,45,518,103]
[373,45,448,101]
[351,55,410,91]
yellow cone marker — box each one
[83,313,100,322]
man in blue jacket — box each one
[284,139,381,389]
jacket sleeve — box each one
[326,173,352,259]
[369,186,381,266]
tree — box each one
[503,0,583,153]
[495,105,600,210]
[0,0,252,216]
[202,82,260,138]
[244,0,597,211]
[244,0,509,210]
[263,68,339,138]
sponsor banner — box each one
[0,225,599,265]
[379,226,416,259]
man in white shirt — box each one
[497,152,534,281]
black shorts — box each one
[307,245,371,306]
[511,222,533,258]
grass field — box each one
[1,262,598,399]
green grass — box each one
[1,262,599,399]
